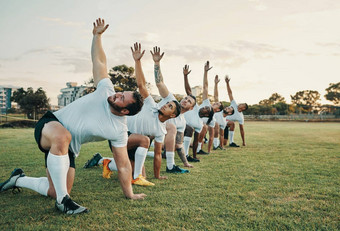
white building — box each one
[0,85,19,114]
[191,85,202,97]
[58,82,87,107]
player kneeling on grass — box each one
[0,18,146,215]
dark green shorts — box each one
[34,111,76,168]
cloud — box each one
[159,41,289,67]
[248,0,268,11]
[316,42,340,48]
[39,17,85,27]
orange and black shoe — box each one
[102,159,113,179]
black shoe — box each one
[213,146,225,150]
[187,156,200,162]
[197,150,209,155]
[229,142,240,147]
[0,168,25,193]
[166,165,189,173]
[83,153,102,168]
[204,137,208,143]
[55,195,88,215]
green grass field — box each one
[0,121,339,230]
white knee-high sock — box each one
[134,147,148,179]
[183,136,191,157]
[98,158,104,165]
[16,176,49,196]
[107,158,117,171]
[229,131,234,144]
[166,151,175,169]
[213,138,219,148]
[46,152,69,203]
[197,142,202,152]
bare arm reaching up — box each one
[151,46,169,98]
[131,43,149,99]
[225,75,234,102]
[202,61,212,100]
[91,18,109,87]
[183,65,192,95]
[214,75,220,102]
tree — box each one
[11,87,50,120]
[269,93,286,104]
[325,82,340,105]
[82,64,151,96]
[290,90,321,114]
[259,93,285,106]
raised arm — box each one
[131,43,149,99]
[214,75,220,102]
[225,75,234,102]
[151,46,169,98]
[202,61,212,100]
[91,18,109,87]
[183,65,192,95]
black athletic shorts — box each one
[108,131,136,161]
[224,126,229,139]
[34,111,76,168]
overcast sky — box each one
[0,0,339,105]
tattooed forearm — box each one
[154,64,163,84]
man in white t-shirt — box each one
[149,48,197,173]
[92,43,182,181]
[196,61,224,154]
[212,75,235,150]
[0,19,146,215]
[182,65,215,162]
[224,76,248,147]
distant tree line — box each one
[9,62,340,118]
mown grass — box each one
[0,121,339,230]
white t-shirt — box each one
[214,111,227,129]
[164,93,186,133]
[54,78,128,157]
[226,100,244,125]
[199,99,215,128]
[184,104,204,133]
[127,95,167,143]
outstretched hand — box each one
[150,46,164,63]
[129,193,147,200]
[131,42,145,61]
[92,18,109,35]
[225,75,231,83]
[183,64,191,76]
[204,61,213,72]
[215,75,220,84]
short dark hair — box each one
[126,91,144,116]
[244,103,249,111]
[206,106,215,125]
[218,102,224,111]
[188,94,197,105]
[172,100,181,117]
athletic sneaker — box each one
[166,165,189,173]
[187,155,200,162]
[132,175,155,186]
[83,153,102,168]
[55,195,88,215]
[229,142,240,147]
[102,159,113,179]
[0,168,25,192]
[213,146,225,150]
[197,150,209,155]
